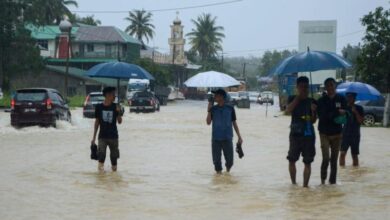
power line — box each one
[71,0,243,14]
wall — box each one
[10,70,87,96]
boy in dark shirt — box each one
[317,78,347,184]
[91,87,123,172]
[206,89,243,174]
[340,92,364,167]
[285,76,317,187]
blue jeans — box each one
[212,140,234,172]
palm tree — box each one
[186,13,225,61]
[124,10,155,45]
[29,0,78,25]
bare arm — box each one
[233,121,243,144]
[285,96,300,114]
[116,105,123,124]
[206,102,212,125]
[352,106,364,124]
[92,118,100,144]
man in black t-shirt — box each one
[340,92,364,167]
[317,78,347,184]
[285,76,317,187]
[91,87,123,172]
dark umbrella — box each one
[86,61,155,97]
[270,47,352,96]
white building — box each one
[298,20,337,87]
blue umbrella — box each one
[270,48,352,96]
[271,50,352,75]
[86,62,155,80]
[337,82,382,100]
[86,61,155,98]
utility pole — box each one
[117,40,120,61]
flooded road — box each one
[0,100,389,219]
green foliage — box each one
[357,6,390,92]
[70,14,101,26]
[0,93,12,108]
[187,13,225,61]
[24,0,78,25]
[258,50,297,76]
[134,58,172,86]
[0,0,44,92]
[67,95,85,108]
[124,10,155,45]
[339,44,361,80]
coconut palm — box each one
[186,13,225,61]
[27,0,78,24]
[124,10,155,45]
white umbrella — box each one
[184,71,240,88]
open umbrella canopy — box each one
[337,82,382,101]
[184,71,240,88]
[86,61,155,80]
[270,50,352,75]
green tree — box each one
[186,13,225,62]
[135,58,172,86]
[70,14,101,26]
[357,6,390,92]
[24,0,78,25]
[258,50,296,76]
[340,44,361,81]
[0,0,43,91]
[124,10,155,45]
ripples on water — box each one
[0,102,389,220]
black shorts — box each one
[341,136,360,155]
[287,135,316,164]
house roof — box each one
[27,24,141,45]
[45,65,128,87]
[26,24,79,40]
[75,26,141,44]
[46,58,118,63]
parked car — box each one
[10,88,71,127]
[129,91,160,113]
[357,98,388,126]
[258,91,274,105]
[228,92,239,105]
[83,92,124,118]
[237,91,251,108]
[248,92,260,102]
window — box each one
[37,40,48,50]
[86,44,94,52]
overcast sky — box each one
[70,0,389,57]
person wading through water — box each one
[206,89,243,174]
[285,76,317,187]
[91,87,123,172]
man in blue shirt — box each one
[339,92,364,167]
[206,89,243,174]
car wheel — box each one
[157,105,160,111]
[363,114,375,126]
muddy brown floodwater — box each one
[0,100,389,220]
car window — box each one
[49,92,61,104]
[90,95,105,102]
[16,90,47,101]
[55,93,65,104]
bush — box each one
[0,93,12,108]
[67,95,85,108]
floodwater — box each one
[0,100,389,220]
